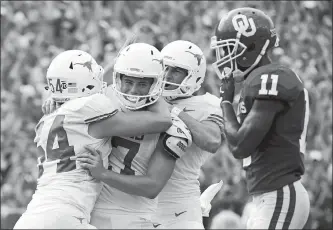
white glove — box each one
[200,180,223,217]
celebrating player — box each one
[72,43,193,229]
[14,49,171,229]
[212,7,310,229]
[151,40,224,229]
[80,41,222,229]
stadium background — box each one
[1,1,331,229]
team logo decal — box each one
[185,51,202,66]
[232,14,256,37]
[152,58,163,65]
[73,58,93,72]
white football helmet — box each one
[112,43,164,110]
[46,50,105,103]
[161,40,206,100]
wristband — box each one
[171,106,182,116]
[221,101,232,106]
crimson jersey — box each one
[237,63,310,194]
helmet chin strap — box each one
[165,95,179,102]
[233,39,270,82]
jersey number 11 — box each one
[259,74,279,96]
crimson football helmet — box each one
[211,7,279,82]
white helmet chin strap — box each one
[163,74,194,101]
[165,95,179,102]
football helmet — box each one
[161,40,206,100]
[46,50,105,102]
[112,43,164,110]
[211,7,279,82]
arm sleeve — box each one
[201,94,224,129]
[78,94,119,124]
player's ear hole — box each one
[247,43,255,52]
[86,85,95,90]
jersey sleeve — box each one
[201,94,224,129]
[34,118,45,146]
[245,66,304,107]
[78,94,119,124]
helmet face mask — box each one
[211,36,247,81]
[112,43,164,110]
[113,72,162,110]
[211,7,279,82]
[161,40,206,100]
[162,65,195,100]
[46,50,106,103]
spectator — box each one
[210,210,245,229]
[1,1,332,229]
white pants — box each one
[247,180,310,229]
[155,220,204,229]
[152,201,204,229]
[14,211,97,229]
[90,209,153,229]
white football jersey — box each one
[94,86,161,218]
[94,134,160,217]
[158,93,222,201]
[27,93,117,221]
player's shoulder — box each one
[62,93,115,112]
[60,93,118,123]
[246,64,303,89]
[244,63,304,102]
[197,93,222,115]
[187,93,221,110]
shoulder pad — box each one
[162,113,192,159]
[199,94,223,126]
[244,64,304,106]
[162,134,189,159]
[203,93,221,108]
[167,113,192,146]
[62,94,118,123]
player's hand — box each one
[42,97,60,115]
[76,146,106,180]
[42,97,55,115]
[220,75,235,103]
[147,97,171,116]
[113,33,137,63]
[107,33,138,72]
[120,33,137,52]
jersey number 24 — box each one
[45,115,76,173]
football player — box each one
[212,7,310,229]
[14,49,171,229]
[151,40,224,229]
[52,43,192,229]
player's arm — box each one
[221,99,284,159]
[102,33,137,84]
[78,116,191,199]
[87,136,176,199]
[89,97,172,138]
[89,111,171,138]
[175,108,222,153]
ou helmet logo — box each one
[232,14,257,37]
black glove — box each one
[220,76,235,103]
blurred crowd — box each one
[1,1,332,229]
